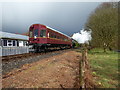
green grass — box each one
[88,48,119,88]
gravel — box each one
[2,50,69,75]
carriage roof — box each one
[46,26,71,39]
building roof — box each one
[0,31,29,40]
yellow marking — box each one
[29,37,71,43]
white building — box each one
[0,31,29,56]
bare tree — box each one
[85,2,118,52]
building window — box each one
[19,41,23,46]
[3,39,7,46]
[0,39,2,46]
[8,43,12,46]
[7,40,13,46]
[17,41,19,46]
[13,40,16,46]
[23,41,28,46]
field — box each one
[2,48,119,88]
[88,48,119,88]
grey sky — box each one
[1,2,101,36]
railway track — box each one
[2,48,67,61]
[2,48,72,75]
[2,53,33,61]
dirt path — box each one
[2,51,81,88]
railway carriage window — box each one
[52,34,54,38]
[60,37,61,40]
[50,33,54,38]
[49,34,51,38]
[61,37,63,40]
[54,35,56,38]
[51,33,53,38]
[50,34,52,38]
[29,30,33,38]
[50,33,52,38]
[52,33,55,38]
[34,29,38,37]
[61,37,62,40]
[52,35,54,38]
[53,35,55,38]
[40,30,46,37]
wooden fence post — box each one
[80,45,88,89]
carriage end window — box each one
[29,30,33,38]
[34,29,38,37]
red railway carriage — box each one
[29,24,72,52]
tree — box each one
[85,2,118,52]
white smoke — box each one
[72,29,92,44]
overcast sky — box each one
[1,2,101,36]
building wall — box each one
[0,31,29,56]
[2,47,29,56]
[0,39,29,56]
[0,46,2,56]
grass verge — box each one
[88,48,119,88]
